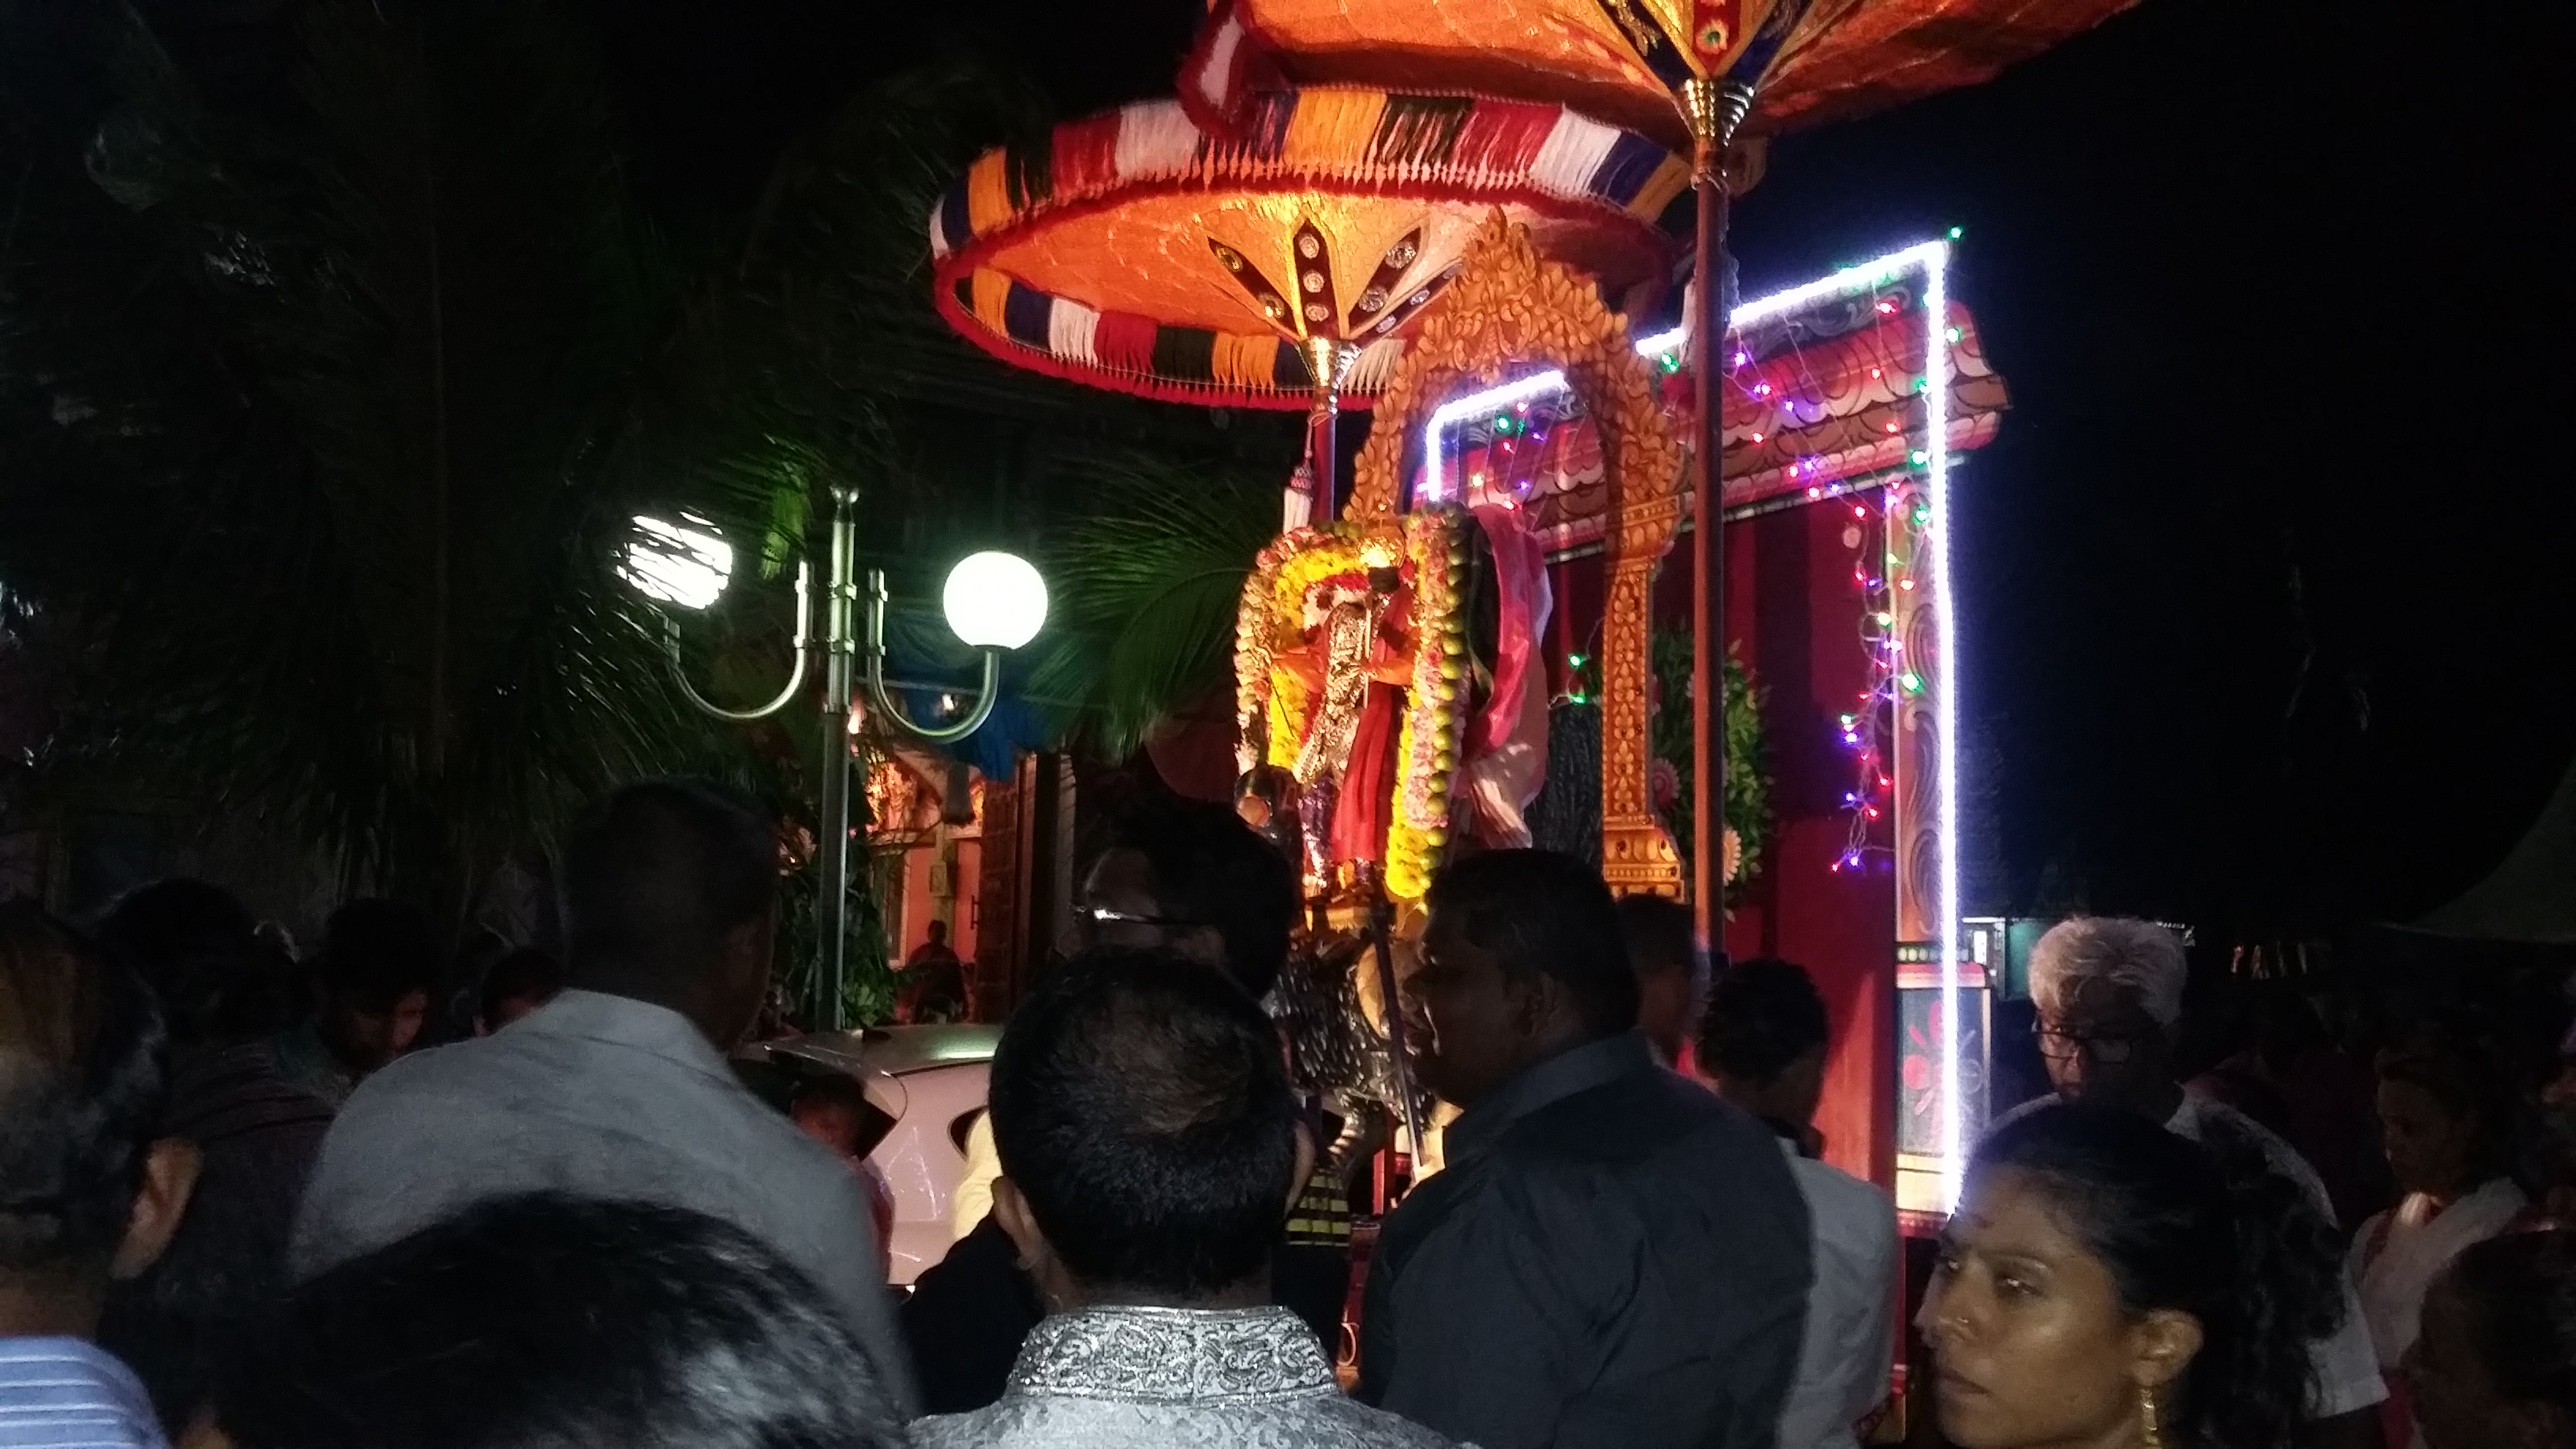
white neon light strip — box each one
[1923,242,1963,1213]
[1413,238,1969,1211]
[1417,239,1954,500]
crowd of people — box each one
[5,776,2576,1449]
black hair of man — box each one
[1700,957,1830,1087]
[560,777,777,1003]
[1615,893,1701,979]
[1421,849,1638,1039]
[0,898,170,1275]
[213,1193,904,1449]
[988,947,1298,1299]
[1100,792,1297,1001]
[476,947,564,1025]
[315,899,442,1013]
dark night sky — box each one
[577,0,2570,937]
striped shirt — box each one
[0,1338,168,1449]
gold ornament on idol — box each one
[2138,1385,2162,1449]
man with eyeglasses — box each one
[903,793,1350,1416]
[1995,917,2390,1449]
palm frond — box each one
[1026,456,1282,759]
[0,0,746,904]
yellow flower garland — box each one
[1234,510,1470,899]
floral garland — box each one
[1385,510,1470,900]
[1234,509,1471,900]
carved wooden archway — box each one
[1348,213,1687,900]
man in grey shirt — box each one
[290,779,915,1413]
[1359,852,1811,1449]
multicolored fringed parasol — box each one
[927,88,1687,526]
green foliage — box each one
[0,0,1309,1027]
[1651,629,1772,894]
[0,2,1059,949]
[1023,457,1282,759]
[0,0,741,908]
[772,844,898,1030]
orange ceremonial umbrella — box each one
[928,88,1687,525]
[1181,0,2140,149]
[1178,0,2139,926]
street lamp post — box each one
[623,488,1048,1030]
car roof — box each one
[758,1023,1001,1078]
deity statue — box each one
[1275,564,1416,902]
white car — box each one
[738,1024,998,1286]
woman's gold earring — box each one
[2138,1385,2162,1449]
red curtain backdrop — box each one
[1547,496,1896,1187]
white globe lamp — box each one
[941,550,1048,650]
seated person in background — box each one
[0,900,202,1449]
[788,1073,871,1159]
[290,778,915,1413]
[788,1073,896,1282]
[1613,893,1706,1070]
[206,1194,904,1449]
[1361,850,1810,1449]
[2353,1043,2526,1449]
[2002,915,2387,1444]
[2406,1230,2576,1449]
[470,947,562,1035]
[1923,1103,2350,1449]
[1700,958,1897,1449]
[897,919,968,1024]
[914,947,1458,1449]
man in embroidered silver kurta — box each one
[912,949,1465,1449]
[914,1305,1462,1449]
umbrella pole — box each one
[1682,80,1753,946]
[1300,338,1359,523]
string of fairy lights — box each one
[1419,238,1970,1211]
[1419,241,1960,871]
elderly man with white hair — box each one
[1996,917,2392,1449]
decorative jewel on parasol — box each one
[927,88,1687,522]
